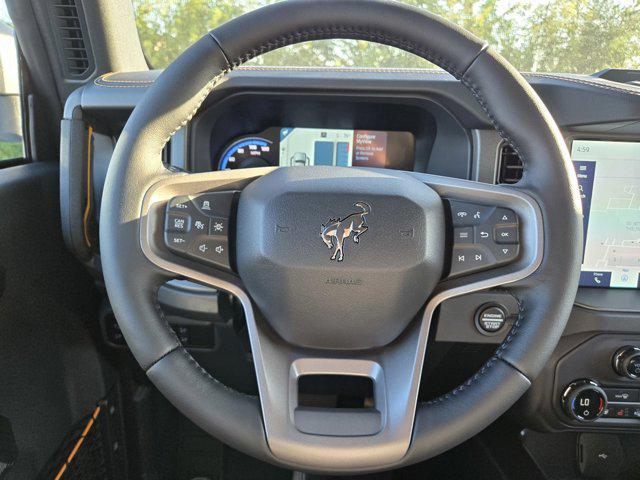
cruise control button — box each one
[167,195,192,212]
[192,191,235,218]
[188,237,230,270]
[191,215,209,234]
[454,227,473,244]
[166,212,191,233]
[605,388,639,403]
[165,232,190,253]
[494,225,519,244]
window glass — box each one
[133,0,640,74]
[0,1,23,161]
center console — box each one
[559,337,640,424]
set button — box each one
[165,232,190,253]
[163,191,236,271]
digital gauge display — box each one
[216,127,414,171]
[218,137,273,170]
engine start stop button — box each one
[476,305,507,334]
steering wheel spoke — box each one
[244,302,427,470]
[139,168,273,282]
[416,173,544,293]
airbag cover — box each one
[236,167,444,349]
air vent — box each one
[50,0,93,78]
[498,144,523,184]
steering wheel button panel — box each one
[163,193,234,271]
[447,200,520,278]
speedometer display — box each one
[218,137,274,170]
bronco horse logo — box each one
[320,202,371,261]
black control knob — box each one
[613,346,640,379]
[562,380,607,422]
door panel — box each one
[0,162,104,479]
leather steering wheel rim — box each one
[100,0,582,473]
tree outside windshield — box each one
[133,0,640,74]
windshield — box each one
[133,0,640,74]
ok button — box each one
[494,225,518,244]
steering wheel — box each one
[100,0,582,474]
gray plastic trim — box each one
[290,359,385,437]
[139,167,543,471]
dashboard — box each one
[61,67,640,442]
[215,129,640,290]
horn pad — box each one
[236,167,445,350]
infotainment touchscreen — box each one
[572,140,640,289]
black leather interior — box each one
[100,0,581,472]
